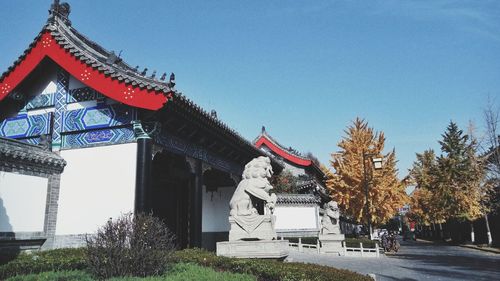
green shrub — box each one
[6,270,93,281]
[344,238,377,248]
[0,248,87,280]
[174,248,372,281]
[85,213,177,279]
[285,237,318,245]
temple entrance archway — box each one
[150,151,193,249]
[149,150,242,250]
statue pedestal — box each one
[217,240,289,259]
[319,234,345,255]
[228,215,276,241]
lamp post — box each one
[363,152,383,240]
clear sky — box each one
[1,0,499,176]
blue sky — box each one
[1,0,499,176]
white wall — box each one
[0,172,48,232]
[202,185,234,232]
[57,143,137,235]
[274,206,318,231]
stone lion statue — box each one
[321,201,341,235]
[229,156,277,217]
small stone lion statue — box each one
[321,201,341,235]
[229,156,277,217]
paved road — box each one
[286,239,500,281]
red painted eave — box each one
[0,32,171,110]
[255,135,312,167]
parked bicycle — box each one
[381,231,400,253]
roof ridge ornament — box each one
[169,73,175,87]
[106,51,122,65]
[48,0,71,26]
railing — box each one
[284,237,320,253]
[284,237,382,257]
[343,241,381,257]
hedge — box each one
[5,264,256,281]
[5,270,93,281]
[174,248,372,281]
[1,248,372,281]
[0,248,87,280]
[344,238,377,248]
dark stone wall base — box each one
[202,231,228,251]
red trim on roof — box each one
[255,135,312,167]
[0,32,171,110]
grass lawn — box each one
[5,263,256,281]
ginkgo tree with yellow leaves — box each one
[326,118,408,226]
[408,149,447,226]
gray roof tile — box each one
[276,194,321,205]
[0,137,66,174]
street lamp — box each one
[372,158,383,169]
[363,152,383,240]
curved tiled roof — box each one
[0,1,284,171]
[0,137,66,174]
[254,132,312,167]
[276,193,321,205]
[160,94,284,172]
[253,128,328,181]
[50,21,174,94]
[296,179,318,191]
[254,129,312,161]
[0,4,174,110]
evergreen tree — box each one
[484,141,500,214]
[326,118,408,225]
[434,122,483,221]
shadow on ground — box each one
[387,240,500,280]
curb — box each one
[418,238,500,254]
[415,239,434,244]
[459,244,500,254]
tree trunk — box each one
[485,214,493,246]
[439,223,443,239]
[470,221,475,243]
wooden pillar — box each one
[190,159,203,248]
[135,137,152,214]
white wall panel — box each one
[57,143,137,235]
[202,185,234,232]
[274,206,318,230]
[0,172,48,232]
